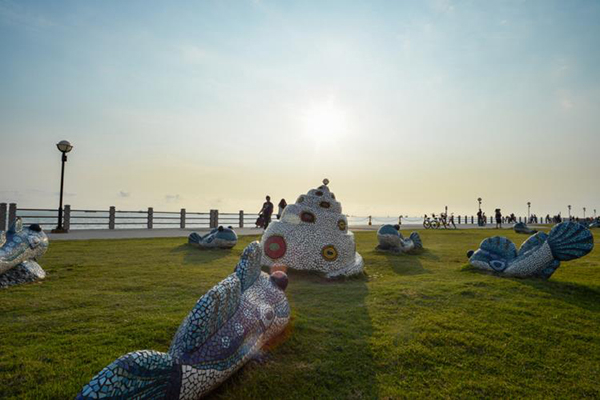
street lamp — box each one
[477,197,482,211]
[583,207,586,219]
[595,209,597,218]
[52,140,73,233]
[568,205,571,219]
[527,202,531,222]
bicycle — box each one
[423,214,440,229]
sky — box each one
[0,0,599,218]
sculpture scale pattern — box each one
[78,242,290,399]
[467,222,594,279]
[0,218,49,289]
[260,179,364,278]
[513,222,537,235]
[375,224,423,254]
[188,226,238,249]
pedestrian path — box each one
[45,223,527,241]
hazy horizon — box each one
[1,0,599,217]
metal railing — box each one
[0,202,546,232]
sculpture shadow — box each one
[515,278,600,313]
[209,270,378,399]
[461,264,600,313]
[381,252,430,276]
[170,243,234,264]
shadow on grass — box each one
[461,264,600,313]
[170,243,234,264]
[386,254,429,276]
[209,271,378,399]
[516,278,600,313]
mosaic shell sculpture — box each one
[467,222,594,279]
[260,179,364,278]
[513,222,537,235]
[376,224,423,254]
[0,218,49,289]
[188,226,238,249]
[78,242,290,399]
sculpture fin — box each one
[409,232,423,250]
[235,241,263,292]
[7,218,22,236]
[547,222,594,261]
[188,232,203,246]
[169,274,241,360]
[77,350,180,400]
[518,232,549,256]
[479,236,518,260]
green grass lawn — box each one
[1,229,599,399]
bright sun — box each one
[301,99,347,143]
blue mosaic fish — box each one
[188,226,238,249]
[0,218,49,289]
[513,222,537,235]
[376,224,423,254]
[78,241,290,399]
[467,222,594,279]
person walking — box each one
[277,198,287,220]
[259,196,274,229]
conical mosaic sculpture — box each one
[260,179,364,278]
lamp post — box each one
[568,205,571,220]
[52,140,73,233]
[595,209,597,218]
[583,207,586,219]
[527,202,531,222]
[477,198,482,211]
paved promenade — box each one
[45,224,525,241]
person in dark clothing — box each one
[495,208,502,229]
[277,199,287,220]
[259,196,274,229]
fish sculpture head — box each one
[467,236,517,272]
[0,219,49,274]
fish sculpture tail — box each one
[77,350,181,399]
[188,232,203,246]
[409,232,423,250]
[547,222,594,261]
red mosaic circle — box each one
[264,235,287,260]
[301,211,316,223]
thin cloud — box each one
[118,191,130,198]
[165,194,181,203]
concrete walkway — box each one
[45,224,529,241]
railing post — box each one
[147,207,153,229]
[109,206,116,229]
[471,216,474,224]
[64,205,71,232]
[239,210,244,228]
[214,209,219,228]
[8,203,17,228]
[458,215,461,224]
[0,203,6,231]
[180,208,186,229]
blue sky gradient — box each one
[1,0,599,216]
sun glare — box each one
[302,99,347,143]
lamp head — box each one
[56,140,73,153]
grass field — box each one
[1,228,599,399]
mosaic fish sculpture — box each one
[589,220,600,229]
[513,222,537,235]
[188,226,238,249]
[376,224,423,254]
[78,242,290,399]
[260,179,364,278]
[0,218,49,289]
[467,222,594,279]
